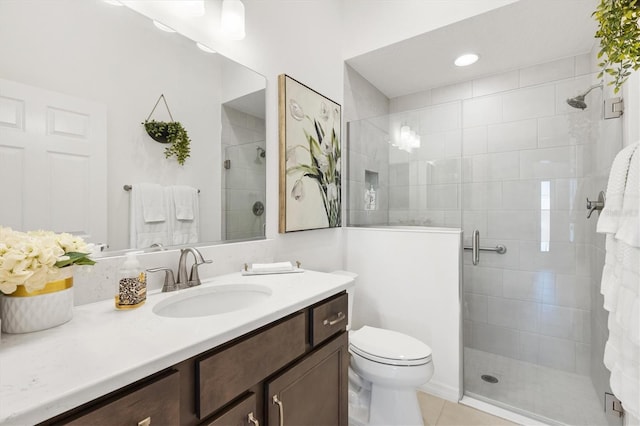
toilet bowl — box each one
[349,326,434,426]
[331,271,434,426]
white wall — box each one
[340,0,519,60]
[344,227,462,401]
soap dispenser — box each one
[369,185,376,210]
[115,251,147,309]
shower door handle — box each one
[472,229,480,266]
[463,230,507,265]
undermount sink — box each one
[152,284,272,318]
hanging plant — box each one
[143,119,191,165]
[143,94,191,165]
[593,0,640,93]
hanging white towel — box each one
[597,143,638,233]
[616,146,640,247]
[166,186,199,245]
[172,185,197,220]
[129,183,171,248]
[597,142,640,421]
[138,183,166,223]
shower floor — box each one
[464,348,614,426]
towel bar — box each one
[123,184,200,193]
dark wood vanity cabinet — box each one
[43,291,348,426]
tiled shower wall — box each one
[376,54,601,375]
[344,64,391,226]
[221,105,266,241]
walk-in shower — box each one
[346,55,623,425]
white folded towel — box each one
[251,262,294,273]
[129,184,170,248]
[172,185,197,221]
[138,183,166,223]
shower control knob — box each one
[252,201,265,216]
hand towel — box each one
[129,184,171,248]
[165,186,199,245]
[251,262,294,273]
[172,185,197,221]
[138,183,166,223]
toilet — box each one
[333,271,434,426]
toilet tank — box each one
[331,270,358,331]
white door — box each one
[0,78,107,243]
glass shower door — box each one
[461,72,619,425]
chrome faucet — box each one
[177,247,212,288]
[147,247,212,292]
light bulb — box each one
[196,42,216,54]
[454,53,479,67]
[153,21,176,33]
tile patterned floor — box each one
[463,348,612,426]
[418,392,518,426]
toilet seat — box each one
[349,326,432,366]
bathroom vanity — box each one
[0,271,353,425]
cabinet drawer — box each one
[310,292,348,346]
[202,392,258,426]
[61,370,180,425]
[196,312,306,419]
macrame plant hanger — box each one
[144,94,175,143]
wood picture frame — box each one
[278,74,342,233]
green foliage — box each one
[55,251,96,267]
[594,0,640,93]
[143,120,192,165]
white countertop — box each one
[0,270,354,425]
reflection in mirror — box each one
[0,0,266,254]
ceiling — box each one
[346,0,599,99]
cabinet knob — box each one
[137,417,151,426]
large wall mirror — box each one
[0,0,266,254]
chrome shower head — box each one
[566,83,603,110]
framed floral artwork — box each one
[278,74,341,232]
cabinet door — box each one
[202,392,259,426]
[59,370,180,425]
[266,332,348,426]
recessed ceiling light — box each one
[153,21,176,33]
[454,53,479,67]
[196,42,216,54]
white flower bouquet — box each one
[0,226,95,295]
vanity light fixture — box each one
[153,20,177,33]
[196,42,216,54]
[454,53,479,67]
[221,0,246,40]
[392,124,421,153]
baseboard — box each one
[418,380,459,402]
